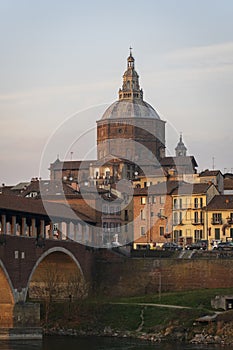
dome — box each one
[101,99,160,120]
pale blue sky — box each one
[0,0,233,184]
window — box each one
[141,197,146,205]
[194,229,203,241]
[179,212,183,224]
[230,228,233,239]
[140,209,145,220]
[174,230,182,241]
[103,222,108,232]
[140,226,146,236]
[179,198,182,209]
[174,199,178,209]
[173,212,178,225]
[125,210,129,221]
[160,196,165,204]
[215,228,220,240]
[200,197,203,208]
[194,198,198,209]
[212,213,222,224]
[116,206,121,215]
[159,226,164,236]
[152,196,156,204]
[194,211,199,223]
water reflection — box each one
[0,340,42,350]
[0,337,231,350]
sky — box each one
[0,0,233,184]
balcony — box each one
[173,221,183,226]
[192,219,204,225]
[211,219,222,225]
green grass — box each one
[41,288,233,334]
[114,287,233,309]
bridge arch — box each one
[0,260,15,304]
[25,247,85,302]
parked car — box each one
[162,242,182,251]
[185,240,208,250]
[211,239,222,249]
[213,241,233,251]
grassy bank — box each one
[41,287,233,335]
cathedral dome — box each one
[101,99,160,120]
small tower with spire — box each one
[118,47,143,101]
[175,133,187,157]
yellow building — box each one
[171,183,219,247]
[206,195,233,245]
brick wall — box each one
[94,257,233,297]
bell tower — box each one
[118,48,143,101]
[175,133,187,157]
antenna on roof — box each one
[212,157,215,170]
[70,151,73,161]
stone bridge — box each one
[0,195,98,334]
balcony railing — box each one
[173,205,204,210]
[191,219,204,225]
[211,219,222,225]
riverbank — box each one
[40,288,233,346]
[44,315,233,347]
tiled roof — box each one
[49,159,93,171]
[148,181,180,195]
[0,186,14,195]
[206,195,233,210]
[133,181,181,196]
[199,169,221,177]
[11,182,30,191]
[133,187,148,196]
[172,182,213,195]
[160,156,198,168]
[16,179,79,198]
[0,194,95,223]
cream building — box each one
[172,182,219,247]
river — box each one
[0,337,232,350]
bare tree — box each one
[29,263,88,324]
